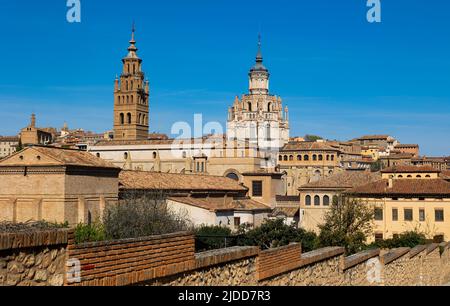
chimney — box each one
[388,178,394,189]
[30,114,36,128]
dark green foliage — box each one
[371,160,383,172]
[103,191,191,240]
[367,231,427,249]
[74,191,191,244]
[15,139,23,152]
[237,219,318,252]
[74,221,106,244]
[195,225,233,251]
[317,195,375,255]
[304,135,323,142]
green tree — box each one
[194,225,233,251]
[304,135,323,142]
[371,160,383,172]
[237,219,318,252]
[367,231,427,250]
[16,139,23,152]
[317,195,374,255]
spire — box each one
[251,34,267,72]
[256,33,263,63]
[126,22,139,59]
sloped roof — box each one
[0,146,118,169]
[346,179,450,197]
[168,197,270,212]
[381,165,440,174]
[299,171,380,190]
[119,171,248,192]
[281,142,340,152]
[270,207,300,218]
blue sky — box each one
[0,0,449,156]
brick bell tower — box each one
[113,24,150,141]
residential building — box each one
[346,166,450,242]
[278,141,342,196]
[298,170,380,233]
[118,170,271,230]
[0,136,19,159]
[395,144,420,157]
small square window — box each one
[419,209,425,222]
[435,209,444,222]
[374,208,383,221]
[252,181,263,197]
[392,209,398,221]
[404,209,413,222]
[375,233,384,242]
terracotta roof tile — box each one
[346,179,450,196]
[281,142,340,152]
[381,165,440,173]
[0,146,118,169]
[168,197,270,212]
[299,171,380,190]
[119,171,248,192]
[270,207,300,218]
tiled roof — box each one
[281,142,340,152]
[395,144,419,148]
[119,171,248,192]
[94,139,175,146]
[270,207,300,218]
[0,136,19,142]
[0,146,118,169]
[381,165,440,173]
[441,170,450,180]
[276,195,300,202]
[357,135,391,140]
[299,171,380,190]
[381,153,415,159]
[168,196,270,212]
[346,179,450,196]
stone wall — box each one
[0,229,68,286]
[1,228,450,287]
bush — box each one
[194,225,233,251]
[237,219,318,252]
[74,221,106,244]
[368,231,427,250]
[103,191,191,240]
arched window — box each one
[425,175,431,178]
[133,64,136,74]
[289,155,294,161]
[153,152,157,159]
[284,155,288,161]
[313,155,317,161]
[268,103,272,112]
[407,175,413,178]
[138,114,141,125]
[323,196,330,206]
[142,114,146,125]
[398,175,403,178]
[297,155,302,161]
[314,196,321,206]
[124,152,128,160]
[126,96,129,104]
[279,155,283,162]
[304,155,309,161]
[248,103,252,112]
[305,195,312,206]
[96,153,101,158]
[131,95,134,104]
[416,175,422,178]
[226,173,240,181]
[126,81,129,91]
[120,113,125,125]
[127,113,132,124]
[319,155,323,161]
[331,155,335,161]
[326,155,330,161]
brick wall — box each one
[257,243,302,281]
[66,231,196,286]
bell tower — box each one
[113,24,150,141]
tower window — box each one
[127,113,132,124]
[120,113,125,125]
[248,103,252,112]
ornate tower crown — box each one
[249,35,270,95]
